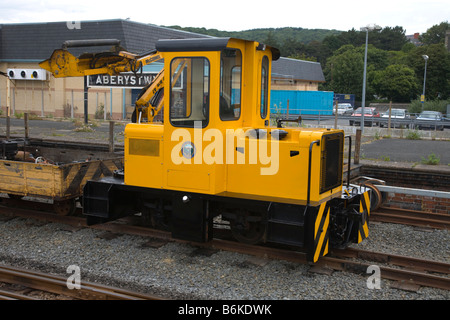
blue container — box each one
[270,90,334,116]
[334,93,355,107]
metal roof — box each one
[272,57,325,82]
[0,19,209,61]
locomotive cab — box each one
[123,38,344,206]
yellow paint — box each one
[314,203,330,262]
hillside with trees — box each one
[168,22,450,110]
[166,26,342,48]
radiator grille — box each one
[320,133,343,193]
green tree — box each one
[282,38,306,57]
[324,44,389,100]
[264,31,280,49]
[419,21,449,45]
[325,46,364,99]
[373,26,408,51]
[372,65,419,102]
[321,26,407,63]
[407,44,450,100]
[304,40,324,63]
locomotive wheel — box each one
[53,199,76,216]
[230,210,266,245]
[141,207,171,231]
[150,210,171,231]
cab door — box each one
[163,53,217,194]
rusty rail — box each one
[0,265,162,300]
[372,206,450,230]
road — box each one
[360,139,450,165]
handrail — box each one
[307,140,320,206]
[345,135,352,188]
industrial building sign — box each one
[88,73,157,88]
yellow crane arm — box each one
[39,39,165,123]
[39,44,163,78]
[134,69,164,123]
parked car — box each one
[349,107,380,127]
[379,108,410,128]
[415,111,444,131]
[333,103,354,115]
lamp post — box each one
[360,24,381,134]
[421,55,429,110]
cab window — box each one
[220,49,242,121]
[170,57,210,128]
[260,56,269,119]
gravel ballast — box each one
[0,215,448,300]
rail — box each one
[326,248,450,291]
[372,206,450,230]
[0,265,163,300]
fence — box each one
[0,79,135,121]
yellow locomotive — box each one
[40,37,370,262]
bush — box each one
[406,130,421,140]
[95,103,111,120]
[14,112,24,119]
[409,99,449,115]
[421,152,440,165]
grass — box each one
[406,130,421,140]
[421,152,440,165]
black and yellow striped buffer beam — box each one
[312,202,330,263]
[357,191,371,243]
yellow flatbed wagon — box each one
[0,140,123,215]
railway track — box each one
[0,265,162,300]
[372,206,450,230]
[207,240,450,291]
[0,200,449,293]
[327,248,450,291]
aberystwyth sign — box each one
[88,73,157,89]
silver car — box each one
[379,109,410,128]
[333,103,354,115]
[415,111,444,131]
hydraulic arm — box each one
[39,39,165,122]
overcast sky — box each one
[0,0,448,35]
